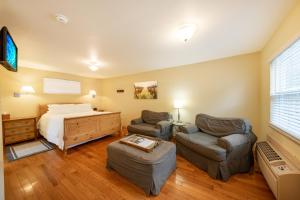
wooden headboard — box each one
[38,104,49,118]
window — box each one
[270,38,300,141]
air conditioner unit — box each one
[256,138,300,200]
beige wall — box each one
[260,1,300,160]
[101,53,261,133]
[0,67,102,118]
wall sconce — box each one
[14,86,35,97]
[89,90,97,98]
[173,100,184,122]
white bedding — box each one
[38,104,111,150]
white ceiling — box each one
[0,0,297,78]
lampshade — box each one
[20,86,35,94]
[173,100,184,109]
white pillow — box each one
[47,104,92,114]
[48,104,77,114]
[75,104,92,112]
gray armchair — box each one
[176,114,257,181]
[127,110,173,140]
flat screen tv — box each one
[0,26,18,72]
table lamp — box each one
[173,100,184,123]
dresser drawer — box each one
[4,126,35,136]
[5,132,35,145]
[4,119,35,129]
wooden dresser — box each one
[2,117,37,145]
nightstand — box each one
[173,121,187,126]
[173,121,190,129]
[2,117,37,145]
[172,122,191,137]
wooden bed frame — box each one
[38,104,121,154]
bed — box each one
[38,104,121,153]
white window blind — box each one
[270,38,300,141]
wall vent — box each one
[256,140,300,200]
[257,142,282,162]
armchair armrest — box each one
[217,134,249,152]
[155,120,172,129]
[155,120,173,139]
[131,118,143,125]
[180,124,198,134]
[248,130,257,145]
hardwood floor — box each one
[4,135,275,200]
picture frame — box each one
[134,81,157,99]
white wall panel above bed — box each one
[43,78,81,94]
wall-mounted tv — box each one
[0,26,18,72]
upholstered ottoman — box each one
[107,137,176,195]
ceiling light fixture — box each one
[177,24,197,42]
[55,14,69,24]
[88,60,101,71]
[89,65,99,71]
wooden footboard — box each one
[63,112,121,152]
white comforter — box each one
[38,111,111,150]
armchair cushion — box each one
[180,124,199,134]
[176,132,226,161]
[131,118,143,125]
[127,123,161,138]
[141,110,171,125]
[195,114,251,137]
